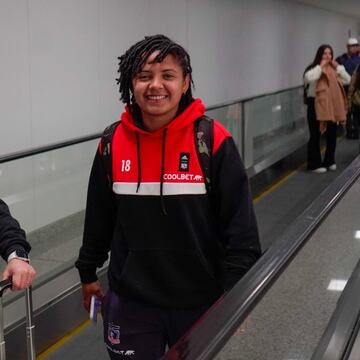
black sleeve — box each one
[335,55,344,65]
[75,149,116,283]
[212,137,262,290]
[0,199,30,261]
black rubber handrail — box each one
[206,85,302,111]
[0,85,302,165]
[0,133,100,164]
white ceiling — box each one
[294,0,360,19]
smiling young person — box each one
[131,50,189,131]
[75,34,261,360]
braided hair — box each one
[116,34,194,117]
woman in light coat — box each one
[304,44,350,173]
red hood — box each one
[120,98,205,136]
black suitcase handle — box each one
[0,279,12,298]
[0,279,35,360]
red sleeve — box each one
[212,120,232,155]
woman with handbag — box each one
[304,44,350,173]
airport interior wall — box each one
[0,0,359,231]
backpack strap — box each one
[194,116,214,193]
[100,120,121,187]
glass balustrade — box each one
[0,86,306,293]
[0,140,98,280]
[206,87,307,175]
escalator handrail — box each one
[163,154,360,360]
[0,132,101,164]
[206,85,302,111]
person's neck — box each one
[143,115,173,132]
[142,109,178,132]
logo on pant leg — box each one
[108,322,121,345]
[106,344,135,356]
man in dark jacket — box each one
[336,38,360,81]
[336,38,360,139]
[0,199,35,290]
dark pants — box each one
[307,98,337,170]
[102,290,210,360]
[346,105,360,139]
[354,104,360,127]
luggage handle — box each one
[0,279,35,360]
[0,280,12,298]
[0,279,12,360]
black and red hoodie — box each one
[75,98,261,309]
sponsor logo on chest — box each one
[117,151,203,183]
[163,173,203,181]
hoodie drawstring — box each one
[135,129,167,214]
[160,128,168,215]
[136,132,141,193]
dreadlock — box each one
[116,34,194,117]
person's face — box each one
[132,51,190,128]
[322,48,332,62]
[348,45,358,56]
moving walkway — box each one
[1,86,359,359]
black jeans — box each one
[307,98,337,170]
[354,104,360,126]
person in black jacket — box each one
[76,34,261,360]
[0,199,35,290]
